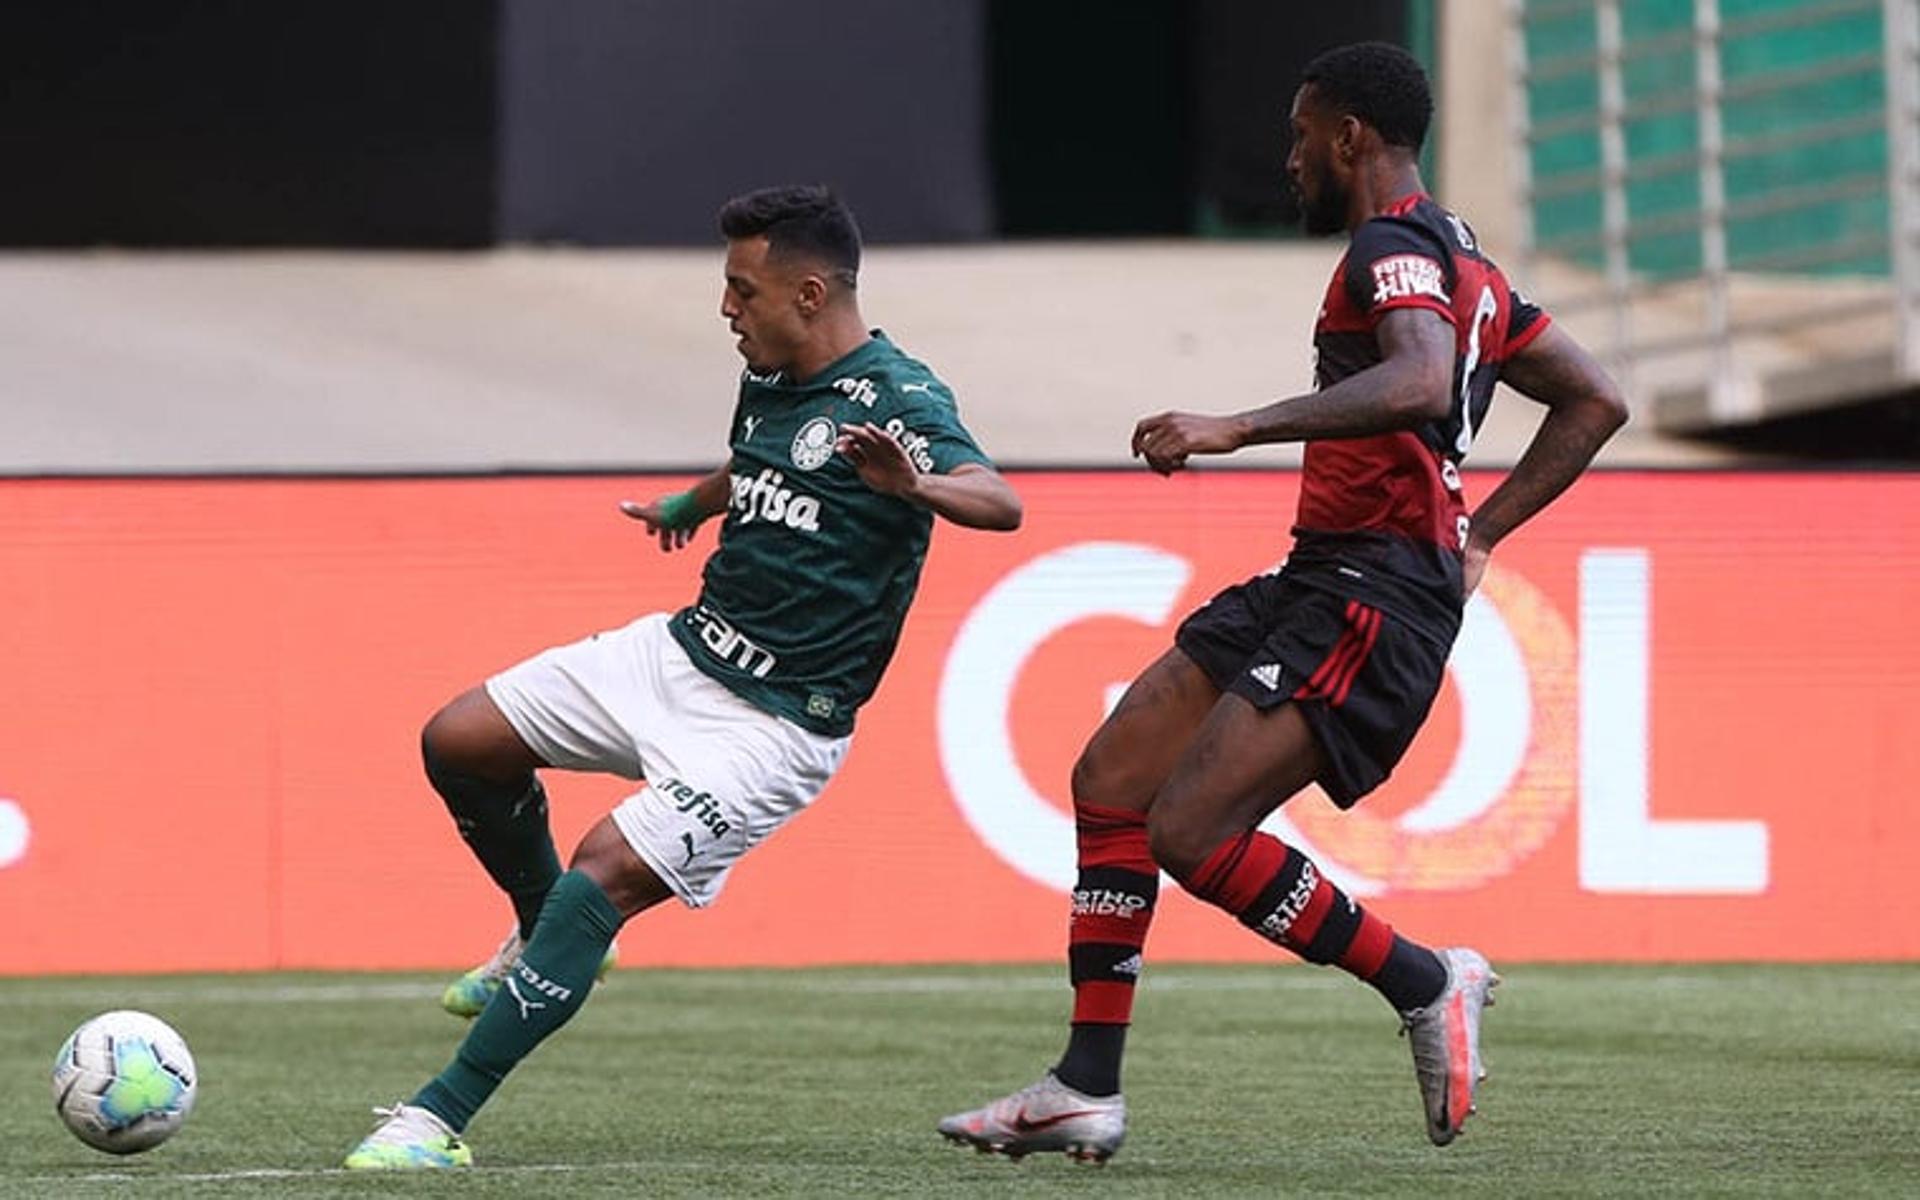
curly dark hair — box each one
[1300,41,1432,152]
[717,184,861,289]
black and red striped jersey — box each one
[1292,192,1549,619]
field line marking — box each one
[30,1160,734,1184]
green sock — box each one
[423,747,562,940]
[414,871,623,1131]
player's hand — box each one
[1462,536,1492,597]
[618,498,700,552]
[836,422,919,498]
[1131,412,1242,475]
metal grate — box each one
[1508,0,1920,424]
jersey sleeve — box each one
[1342,218,1456,329]
[879,382,994,475]
[1504,285,1552,355]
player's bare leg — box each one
[567,814,677,917]
[1070,647,1225,820]
[1154,697,1495,1146]
[938,648,1219,1163]
[1141,695,1325,879]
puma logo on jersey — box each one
[1371,254,1449,305]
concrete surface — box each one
[2,243,1763,476]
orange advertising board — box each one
[2,472,1917,973]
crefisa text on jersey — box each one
[730,468,822,531]
[882,418,937,473]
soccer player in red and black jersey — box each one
[940,42,1627,1160]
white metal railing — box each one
[1509,0,1920,424]
[1595,0,1636,402]
[1887,0,1920,378]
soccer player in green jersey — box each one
[345,185,1022,1170]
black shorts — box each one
[1174,571,1457,809]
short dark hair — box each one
[1300,41,1432,152]
[717,184,861,289]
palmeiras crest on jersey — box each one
[791,417,837,471]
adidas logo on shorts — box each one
[1249,663,1282,691]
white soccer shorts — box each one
[484,613,849,907]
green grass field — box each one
[3,964,1916,1197]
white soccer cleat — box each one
[1400,946,1499,1146]
[441,930,617,1018]
[342,1102,473,1170]
[937,1072,1126,1163]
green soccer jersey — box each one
[668,331,993,736]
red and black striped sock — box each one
[1181,829,1445,1011]
[1054,804,1158,1096]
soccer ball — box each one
[51,1010,198,1154]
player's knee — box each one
[1069,750,1106,811]
[422,688,535,788]
[420,719,482,800]
[421,703,540,822]
[421,700,478,779]
[1071,742,1152,815]
[1144,808,1211,883]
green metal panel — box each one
[1521,0,1889,278]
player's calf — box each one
[1177,828,1449,1012]
[423,736,561,940]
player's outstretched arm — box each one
[1464,324,1628,591]
[907,464,1023,531]
[1132,307,1455,474]
[618,462,733,552]
[836,422,1023,531]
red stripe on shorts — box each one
[1328,605,1382,707]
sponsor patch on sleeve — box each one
[1369,254,1450,307]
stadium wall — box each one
[497,0,995,244]
[0,1,502,247]
[0,1,1411,247]
[2,471,1915,973]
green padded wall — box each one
[1523,0,1889,279]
